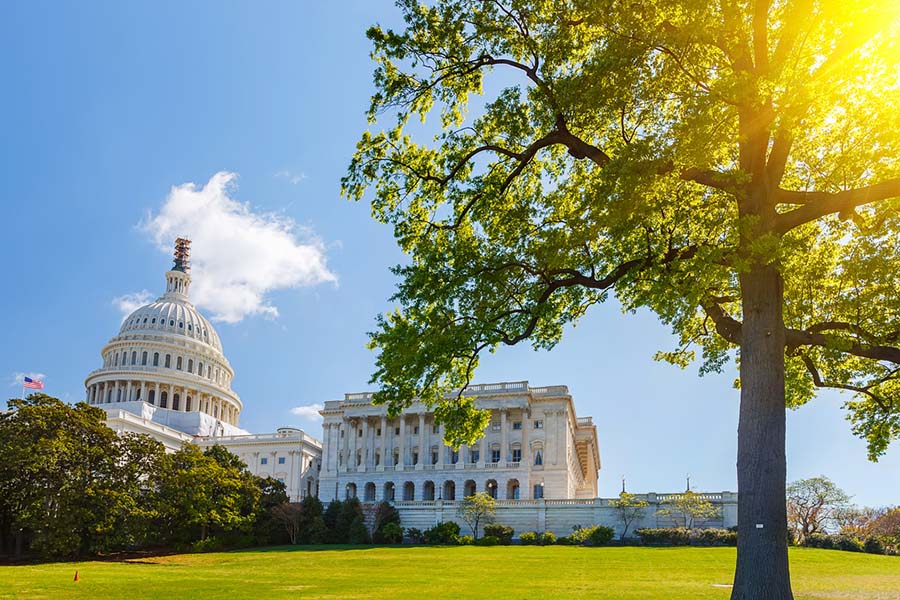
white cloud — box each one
[275,169,308,185]
[137,171,336,323]
[113,290,153,321]
[11,372,47,387]
[290,403,324,421]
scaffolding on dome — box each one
[173,237,191,272]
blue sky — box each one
[1,1,897,506]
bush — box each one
[483,524,514,545]
[348,514,371,545]
[864,536,886,555]
[518,531,538,545]
[636,528,692,546]
[406,527,425,544]
[556,536,574,545]
[378,522,404,544]
[540,532,557,545]
[569,525,615,546]
[476,535,500,546]
[191,536,225,553]
[834,534,864,553]
[454,534,475,545]
[373,501,401,543]
[693,528,737,547]
[804,533,835,549]
[424,521,461,545]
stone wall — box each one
[365,492,738,538]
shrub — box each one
[864,536,886,555]
[834,534,864,553]
[556,536,574,545]
[540,532,557,545]
[518,531,538,545]
[804,533,835,549]
[406,527,425,544]
[693,528,737,547]
[373,501,401,542]
[635,528,692,546]
[378,522,404,544]
[483,524,514,545]
[191,536,224,553]
[454,534,475,545]
[476,535,500,546]
[424,521,461,545]
[348,514,371,545]
[569,525,615,546]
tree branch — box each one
[775,178,900,232]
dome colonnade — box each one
[84,239,242,426]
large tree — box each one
[786,476,851,540]
[345,1,900,597]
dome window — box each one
[188,324,192,331]
[151,318,156,324]
[176,356,183,370]
[187,359,193,373]
[179,321,184,328]
[164,354,171,368]
[169,320,174,326]
[143,317,148,324]
[131,351,137,365]
[153,352,159,367]
[141,351,148,366]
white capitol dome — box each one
[84,239,244,434]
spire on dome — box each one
[173,237,191,273]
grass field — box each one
[1,546,898,599]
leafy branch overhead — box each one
[344,0,900,457]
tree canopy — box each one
[345,0,900,455]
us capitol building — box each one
[84,239,737,535]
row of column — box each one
[326,407,553,472]
[85,379,238,425]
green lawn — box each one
[1,546,897,599]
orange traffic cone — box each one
[74,570,79,582]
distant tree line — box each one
[0,394,291,560]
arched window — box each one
[185,396,192,412]
[172,394,180,411]
[187,359,193,373]
[176,356,183,370]
[114,353,119,366]
[207,365,212,378]
[122,351,127,365]
[141,351,148,366]
[160,391,168,408]
[534,450,543,466]
[403,481,415,501]
[169,319,174,326]
[142,317,147,324]
[164,354,171,368]
[423,481,435,501]
[178,321,183,329]
[188,323,192,331]
[198,362,203,376]
[153,352,159,367]
[151,318,156,324]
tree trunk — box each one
[731,263,793,600]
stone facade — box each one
[318,381,600,503]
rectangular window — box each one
[451,450,459,464]
[470,450,480,463]
[533,484,544,499]
[376,428,382,436]
[432,424,439,434]
[491,449,501,463]
[414,426,419,434]
[412,452,419,464]
[431,451,438,464]
[491,423,501,431]
[512,449,522,462]
[358,429,363,437]
[395,427,400,435]
[278,457,286,465]
[261,458,268,465]
[512,421,522,430]
[534,420,543,429]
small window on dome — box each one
[143,318,147,324]
[169,320,174,326]
[188,324,192,331]
[179,322,183,328]
[151,318,156,324]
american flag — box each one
[23,376,44,390]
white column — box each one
[479,425,487,467]
[417,413,425,466]
[437,423,445,468]
[126,381,133,403]
[154,382,160,406]
[500,408,509,463]
[360,418,369,469]
[341,419,350,470]
[522,409,530,466]
[398,415,406,468]
[380,416,387,468]
[114,381,120,403]
[140,381,147,403]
